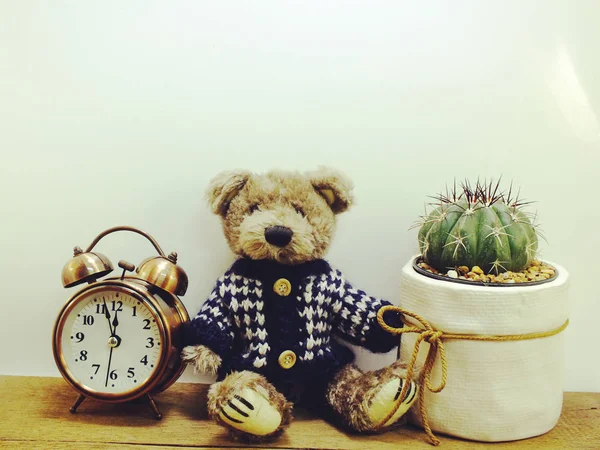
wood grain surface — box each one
[0,376,598,449]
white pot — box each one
[398,257,569,442]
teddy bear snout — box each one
[265,226,294,247]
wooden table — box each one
[0,376,598,449]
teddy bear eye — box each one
[294,205,306,217]
[249,204,260,214]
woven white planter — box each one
[398,257,569,442]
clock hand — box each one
[105,346,113,387]
[105,309,120,388]
[102,298,114,336]
[112,308,119,336]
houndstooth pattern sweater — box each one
[185,258,402,383]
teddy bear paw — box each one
[367,377,418,429]
[217,387,282,436]
[181,344,221,376]
[207,371,293,441]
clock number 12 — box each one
[111,301,123,312]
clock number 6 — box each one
[110,370,118,380]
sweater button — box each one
[278,350,297,369]
[273,278,292,296]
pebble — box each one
[420,260,556,285]
[420,262,439,274]
[457,266,470,275]
[472,266,484,275]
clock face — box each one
[57,285,164,398]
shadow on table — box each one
[38,379,210,426]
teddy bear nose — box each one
[265,226,293,247]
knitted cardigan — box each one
[185,258,402,383]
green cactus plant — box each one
[415,179,543,274]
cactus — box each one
[414,179,543,274]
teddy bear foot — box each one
[326,363,418,433]
[367,376,419,429]
[207,370,293,442]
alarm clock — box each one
[53,226,190,419]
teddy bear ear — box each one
[206,170,252,217]
[307,167,354,214]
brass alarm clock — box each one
[53,226,190,419]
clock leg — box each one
[146,394,162,420]
[69,394,86,414]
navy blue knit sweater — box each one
[185,259,402,383]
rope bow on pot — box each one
[376,305,569,446]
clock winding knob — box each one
[118,261,136,272]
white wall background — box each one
[0,1,599,392]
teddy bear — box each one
[181,167,418,441]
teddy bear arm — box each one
[181,344,222,376]
[184,286,236,358]
[330,274,403,353]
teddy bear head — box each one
[207,167,354,265]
